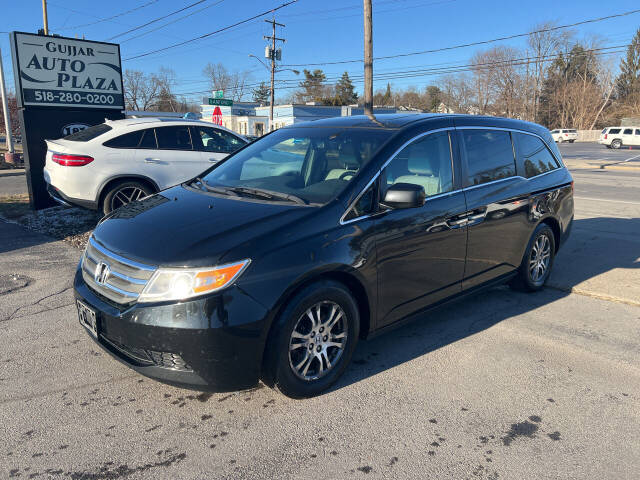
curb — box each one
[547,284,640,307]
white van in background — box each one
[599,127,640,149]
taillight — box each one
[564,133,568,136]
[571,181,574,193]
[604,134,608,139]
[51,153,94,166]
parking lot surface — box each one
[1,142,639,479]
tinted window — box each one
[382,130,453,197]
[461,129,515,186]
[636,129,640,135]
[155,126,192,150]
[609,128,621,134]
[623,128,633,135]
[63,123,112,141]
[550,130,559,134]
[200,127,391,205]
[103,130,143,148]
[601,128,607,134]
[138,129,157,149]
[192,126,245,153]
[566,129,577,133]
[515,133,559,178]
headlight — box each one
[138,259,250,303]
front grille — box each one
[81,237,156,305]
[102,335,192,372]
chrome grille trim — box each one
[82,236,157,305]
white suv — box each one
[44,118,247,214]
[599,126,640,149]
[550,129,578,143]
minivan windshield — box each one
[196,127,393,205]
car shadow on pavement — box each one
[332,216,640,393]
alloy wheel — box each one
[288,301,348,381]
[110,186,146,210]
[529,234,551,283]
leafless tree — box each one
[439,74,474,113]
[123,70,162,111]
[203,63,252,101]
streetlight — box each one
[248,54,298,131]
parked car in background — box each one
[73,114,574,398]
[550,129,578,143]
[599,126,640,149]
[44,118,248,214]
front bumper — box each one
[74,268,269,392]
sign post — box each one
[10,32,125,209]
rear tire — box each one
[509,223,556,292]
[557,137,564,143]
[569,140,575,143]
[611,139,622,149]
[263,280,359,398]
[102,180,154,215]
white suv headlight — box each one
[138,259,250,303]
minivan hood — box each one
[92,185,314,267]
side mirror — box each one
[381,183,426,209]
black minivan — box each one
[74,114,574,398]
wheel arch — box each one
[97,175,160,206]
[259,267,372,385]
[539,216,561,253]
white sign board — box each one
[10,32,124,110]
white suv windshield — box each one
[197,127,393,205]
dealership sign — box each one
[10,32,124,110]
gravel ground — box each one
[0,194,99,250]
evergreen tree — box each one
[252,82,271,105]
[616,28,640,99]
[425,85,443,112]
[335,72,358,105]
[298,69,327,103]
[382,83,392,105]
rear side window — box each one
[623,128,633,135]
[155,126,193,150]
[461,129,516,186]
[63,123,112,141]
[138,129,157,149]
[636,129,640,135]
[103,130,144,148]
[609,128,621,134]
[514,133,559,178]
[566,129,577,133]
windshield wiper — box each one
[226,187,308,205]
[192,179,308,205]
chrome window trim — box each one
[339,127,455,225]
[339,125,565,225]
[89,237,156,271]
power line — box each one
[123,1,298,61]
[282,8,640,67]
[120,0,226,43]
[54,0,160,31]
[106,0,208,41]
[172,45,627,97]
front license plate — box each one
[77,300,98,338]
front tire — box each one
[510,224,556,292]
[611,139,622,149]
[263,280,360,398]
[102,180,154,215]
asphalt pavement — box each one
[1,142,639,479]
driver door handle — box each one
[144,158,161,164]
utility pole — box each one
[42,0,49,35]
[0,47,15,157]
[363,0,373,116]
[264,18,285,132]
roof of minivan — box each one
[288,113,548,132]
